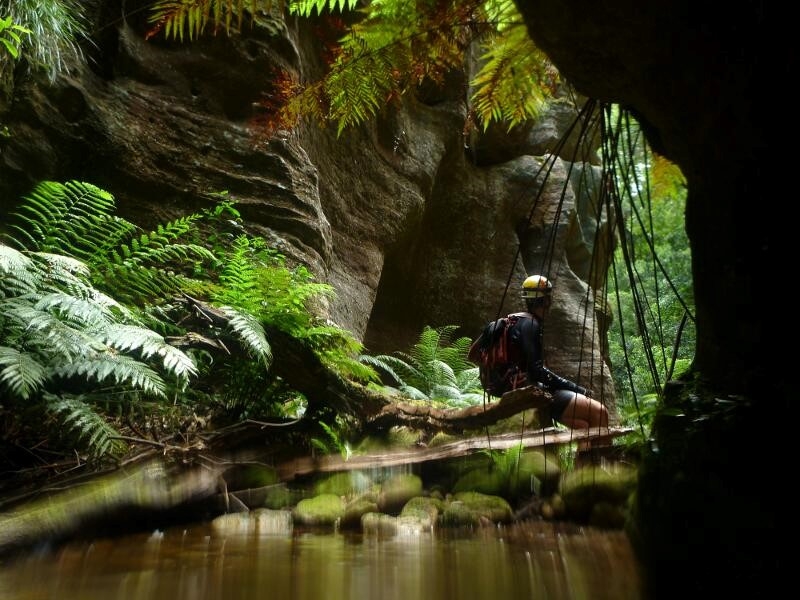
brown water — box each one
[0,520,643,600]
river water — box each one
[0,519,643,600]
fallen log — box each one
[275,426,635,480]
[365,385,553,433]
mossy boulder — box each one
[452,466,507,496]
[313,471,373,498]
[378,473,423,513]
[559,464,637,524]
[340,496,380,529]
[292,493,346,527]
[508,450,562,498]
[440,492,513,526]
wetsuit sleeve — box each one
[516,316,589,396]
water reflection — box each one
[0,521,642,600]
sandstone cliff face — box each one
[0,5,614,408]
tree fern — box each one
[0,243,37,296]
[471,18,557,131]
[0,239,199,462]
[101,324,198,385]
[53,354,168,398]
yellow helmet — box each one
[521,274,552,299]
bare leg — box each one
[558,393,609,429]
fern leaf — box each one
[34,291,114,329]
[4,181,118,258]
[0,243,37,295]
[45,393,127,460]
[54,354,168,398]
[5,300,102,360]
[147,0,266,40]
[289,0,359,17]
[219,306,272,365]
[471,23,557,130]
[101,324,198,381]
[0,346,48,400]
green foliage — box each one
[0,15,30,60]
[281,0,558,135]
[481,442,523,479]
[197,211,374,384]
[2,180,217,307]
[147,0,272,41]
[147,0,558,136]
[310,419,352,460]
[470,0,556,130]
[360,324,483,407]
[0,180,372,460]
[46,393,128,459]
[604,109,695,438]
[0,243,198,461]
[0,0,90,81]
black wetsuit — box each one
[508,312,589,421]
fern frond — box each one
[3,181,118,257]
[216,235,260,303]
[361,353,422,387]
[5,299,104,360]
[0,243,38,296]
[147,0,267,41]
[33,291,115,330]
[0,346,48,400]
[101,324,198,382]
[257,0,559,136]
[471,23,557,130]
[98,264,208,306]
[45,393,127,460]
[219,305,272,365]
[326,355,381,383]
[289,0,358,18]
[53,353,168,398]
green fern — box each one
[290,0,358,17]
[0,241,198,458]
[53,353,168,398]
[101,324,198,385]
[46,393,127,460]
[471,19,557,131]
[0,346,48,400]
[147,0,273,41]
[0,243,38,296]
[218,305,272,365]
[3,180,217,306]
[148,1,558,135]
[2,180,121,258]
[360,324,483,406]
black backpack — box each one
[467,313,528,398]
